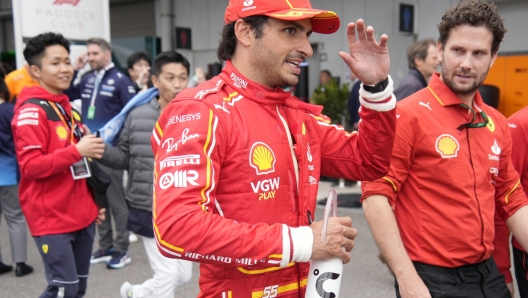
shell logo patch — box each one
[42,244,48,254]
[249,142,276,175]
[436,134,460,158]
[487,116,495,132]
[56,125,68,140]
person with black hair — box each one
[11,32,105,298]
[151,0,396,296]
[94,50,192,298]
[127,51,151,93]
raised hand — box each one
[75,52,88,71]
[338,19,390,85]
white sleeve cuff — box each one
[359,75,396,112]
[290,226,313,263]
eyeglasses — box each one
[456,103,489,131]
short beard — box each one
[251,39,300,88]
[440,58,488,95]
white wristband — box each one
[290,226,313,263]
[359,75,396,112]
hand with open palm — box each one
[339,19,390,86]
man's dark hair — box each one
[23,32,70,67]
[407,39,436,69]
[86,37,113,52]
[217,16,269,61]
[152,51,190,77]
[438,0,506,55]
[127,52,151,70]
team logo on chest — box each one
[487,116,495,132]
[435,134,460,158]
[249,142,276,175]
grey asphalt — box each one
[0,181,397,297]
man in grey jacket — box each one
[97,51,193,298]
[394,39,439,101]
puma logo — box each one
[419,102,432,111]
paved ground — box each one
[0,181,398,297]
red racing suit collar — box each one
[219,61,323,115]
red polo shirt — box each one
[362,73,527,268]
[493,105,528,282]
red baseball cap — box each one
[224,0,340,34]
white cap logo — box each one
[243,0,253,6]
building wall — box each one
[1,0,527,82]
[168,0,454,87]
[110,0,156,38]
[494,0,528,54]
[166,0,527,89]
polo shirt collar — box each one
[428,73,485,110]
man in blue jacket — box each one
[70,38,136,269]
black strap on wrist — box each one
[363,77,389,93]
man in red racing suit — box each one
[151,1,397,297]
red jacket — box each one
[151,61,397,297]
[11,86,98,236]
[493,106,528,283]
[362,74,527,268]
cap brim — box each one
[265,8,340,34]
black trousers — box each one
[34,224,95,298]
[513,246,528,298]
[395,257,510,298]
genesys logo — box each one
[159,154,200,170]
[249,142,276,175]
[167,113,201,127]
[230,72,248,88]
[159,170,199,189]
[53,0,81,6]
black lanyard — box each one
[48,101,83,143]
[457,103,489,131]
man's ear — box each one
[105,50,112,62]
[414,57,424,69]
[490,51,498,69]
[234,19,253,47]
[436,42,443,61]
[151,75,159,89]
[29,64,42,80]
